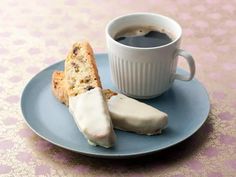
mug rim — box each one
[105,12,182,50]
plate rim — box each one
[21,53,210,158]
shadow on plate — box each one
[29,108,214,175]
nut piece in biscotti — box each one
[64,41,102,96]
[51,71,117,106]
[51,71,69,105]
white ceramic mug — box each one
[106,13,195,99]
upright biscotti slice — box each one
[64,41,116,148]
[64,42,101,96]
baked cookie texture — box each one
[52,71,69,105]
[64,41,102,97]
[52,71,117,106]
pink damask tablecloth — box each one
[0,0,236,176]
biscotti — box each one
[52,70,168,135]
[63,41,116,148]
[52,41,167,138]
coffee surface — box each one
[115,26,173,48]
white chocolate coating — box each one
[69,87,116,148]
[108,94,168,135]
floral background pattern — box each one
[0,0,236,176]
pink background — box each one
[0,0,236,176]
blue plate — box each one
[21,53,210,158]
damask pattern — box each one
[0,0,235,176]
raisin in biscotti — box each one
[64,41,102,96]
[52,71,117,106]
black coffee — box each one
[114,26,173,48]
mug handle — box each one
[173,49,196,81]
